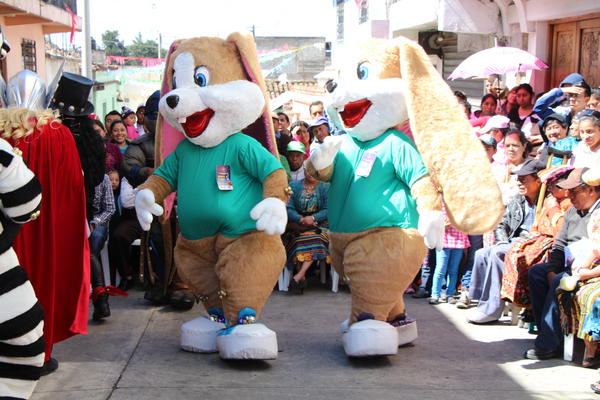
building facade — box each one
[0,0,80,82]
[331,0,600,98]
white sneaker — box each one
[342,319,399,357]
[467,309,499,324]
[456,291,471,309]
[180,316,226,353]
[395,319,418,346]
[216,323,278,360]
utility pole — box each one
[158,33,162,58]
[81,0,92,78]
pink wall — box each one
[1,18,46,79]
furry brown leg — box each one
[329,233,351,281]
[174,234,222,310]
[214,231,285,323]
[338,227,426,324]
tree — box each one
[101,30,126,56]
[127,33,159,59]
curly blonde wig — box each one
[0,107,60,140]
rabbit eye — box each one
[357,61,370,80]
[194,66,210,87]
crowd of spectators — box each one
[408,73,600,395]
[81,72,600,392]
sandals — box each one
[583,342,599,368]
[583,357,600,368]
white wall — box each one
[389,0,438,33]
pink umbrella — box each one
[448,46,548,80]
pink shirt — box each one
[126,125,139,141]
[442,204,470,249]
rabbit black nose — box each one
[326,80,337,93]
[166,95,179,109]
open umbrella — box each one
[448,46,548,80]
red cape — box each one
[10,122,90,361]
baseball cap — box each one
[479,115,510,134]
[541,113,568,130]
[144,90,160,121]
[308,116,329,133]
[557,168,590,189]
[512,159,545,176]
[287,141,306,153]
[582,167,600,186]
[479,133,497,147]
[538,165,574,185]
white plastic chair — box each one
[278,268,291,291]
[318,260,339,293]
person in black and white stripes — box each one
[0,137,44,399]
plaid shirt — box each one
[443,225,470,249]
[91,174,115,227]
[442,203,470,249]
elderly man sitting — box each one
[524,167,600,360]
[468,159,544,323]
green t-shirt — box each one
[328,129,428,233]
[155,133,282,240]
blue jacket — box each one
[533,73,585,125]
[286,180,329,226]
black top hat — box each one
[49,72,95,117]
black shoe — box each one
[523,348,561,360]
[289,279,304,294]
[411,288,430,298]
[93,292,111,321]
[520,309,534,323]
[144,285,167,305]
[40,358,59,376]
[169,291,194,311]
[117,278,134,291]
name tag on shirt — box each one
[216,165,233,191]
[356,152,377,177]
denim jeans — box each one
[461,234,483,289]
[528,262,565,352]
[419,249,436,294]
[431,248,464,298]
[89,225,108,257]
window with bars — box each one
[21,39,36,72]
[358,0,368,24]
[337,2,344,42]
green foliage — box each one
[101,31,168,66]
[128,33,160,59]
[101,30,126,56]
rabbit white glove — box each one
[250,197,287,235]
[309,135,343,171]
[135,189,164,231]
[418,210,444,251]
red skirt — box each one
[501,232,553,308]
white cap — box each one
[479,115,510,134]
